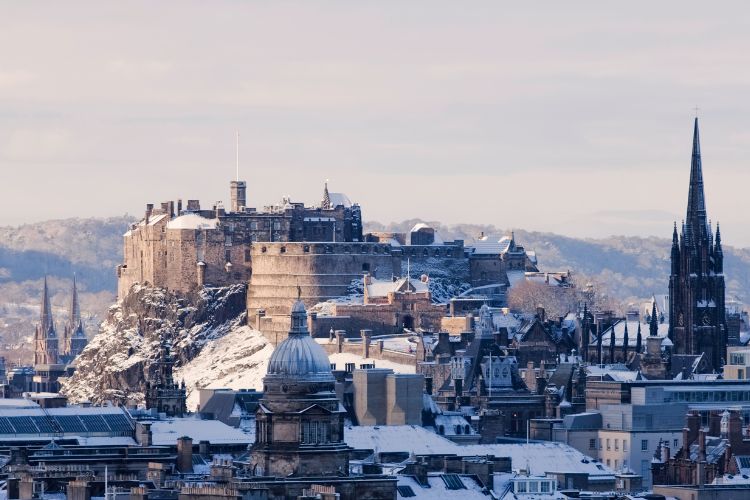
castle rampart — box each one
[247,242,401,316]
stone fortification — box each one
[247,242,400,316]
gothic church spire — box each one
[686,118,709,242]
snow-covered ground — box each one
[175,325,273,410]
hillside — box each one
[0,216,134,363]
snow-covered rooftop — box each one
[150,418,252,445]
[344,425,615,478]
[366,277,429,298]
[166,213,219,230]
[397,473,487,499]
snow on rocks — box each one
[60,283,248,407]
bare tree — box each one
[508,280,577,318]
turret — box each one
[671,222,680,275]
[714,223,723,273]
[321,181,332,210]
[230,180,247,212]
[635,321,642,354]
[649,301,658,337]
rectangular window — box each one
[615,438,619,450]
[528,481,538,493]
[515,482,527,493]
[540,481,550,493]
[641,439,648,451]
[623,439,628,452]
[674,439,678,448]
[606,438,611,450]
[225,249,231,262]
[311,421,319,444]
[614,459,619,469]
[589,438,596,450]
[606,459,611,467]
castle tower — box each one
[34,277,59,366]
[668,118,727,371]
[230,180,247,212]
[145,340,187,417]
[250,298,349,477]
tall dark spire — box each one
[623,322,629,359]
[635,322,643,353]
[686,118,709,242]
[649,301,659,337]
[40,276,54,334]
[69,275,81,331]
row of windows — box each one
[669,390,750,403]
[513,479,554,493]
[260,245,388,255]
[301,420,331,444]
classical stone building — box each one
[247,299,396,499]
[310,275,446,338]
[669,118,727,371]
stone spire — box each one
[635,321,643,353]
[69,275,81,333]
[649,301,659,337]
[40,276,54,335]
[685,117,709,243]
[321,180,332,209]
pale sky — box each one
[1,2,749,244]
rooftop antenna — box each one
[235,131,240,181]
[693,106,700,118]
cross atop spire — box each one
[686,117,709,242]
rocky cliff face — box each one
[60,283,251,406]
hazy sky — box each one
[1,2,749,244]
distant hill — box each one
[0,216,135,363]
[1,216,747,364]
[367,220,750,307]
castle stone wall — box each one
[247,242,400,316]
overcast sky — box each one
[1,2,749,244]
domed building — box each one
[249,298,350,477]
